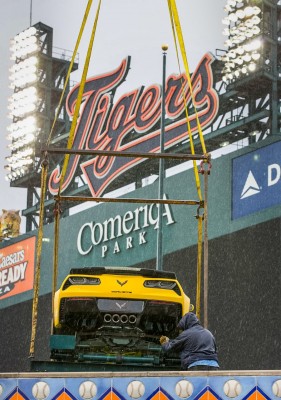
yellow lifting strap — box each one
[29,156,48,357]
[59,0,102,194]
[46,0,94,146]
[29,0,100,357]
[167,0,209,320]
[54,0,101,274]
[51,0,102,318]
[52,0,102,309]
[52,200,60,316]
[196,214,203,320]
[167,0,207,154]
[167,0,208,203]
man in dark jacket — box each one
[160,312,219,370]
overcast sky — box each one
[0,0,225,231]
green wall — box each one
[1,137,281,309]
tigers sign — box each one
[49,53,219,197]
[0,236,35,299]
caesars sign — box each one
[48,54,219,258]
[0,237,35,299]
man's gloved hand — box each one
[160,335,169,345]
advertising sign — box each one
[232,141,281,219]
[0,236,36,300]
[76,194,175,259]
[49,53,219,197]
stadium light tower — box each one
[7,25,42,182]
[6,22,78,232]
[217,0,280,145]
[221,0,264,83]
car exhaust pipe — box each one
[112,314,120,323]
[120,314,128,324]
[129,315,137,324]
[104,314,112,323]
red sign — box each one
[0,236,36,300]
[49,53,219,197]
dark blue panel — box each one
[232,141,281,219]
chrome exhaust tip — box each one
[120,314,129,324]
[104,313,112,323]
[112,314,120,323]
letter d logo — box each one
[268,163,281,187]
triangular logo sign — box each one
[240,170,260,199]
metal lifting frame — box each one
[29,133,211,359]
[42,146,211,330]
[42,147,209,206]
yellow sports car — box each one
[51,266,191,365]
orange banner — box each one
[0,236,36,300]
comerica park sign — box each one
[48,53,219,197]
[77,196,175,258]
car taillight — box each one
[62,276,101,290]
[143,280,176,289]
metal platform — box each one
[30,359,181,372]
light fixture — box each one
[225,5,234,12]
[252,15,261,25]
[244,6,255,17]
[252,6,261,15]
[229,12,238,22]
[236,46,245,55]
[220,141,230,147]
[252,52,261,61]
[242,53,252,62]
[235,57,244,65]
[236,9,245,19]
[248,62,256,71]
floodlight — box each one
[252,6,261,15]
[225,5,234,12]
[248,62,256,71]
[236,10,246,19]
[242,53,252,62]
[252,16,261,25]
[236,46,245,55]
[220,140,230,147]
[229,12,238,22]
[244,6,254,17]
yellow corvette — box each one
[52,267,191,365]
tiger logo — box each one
[0,209,21,239]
